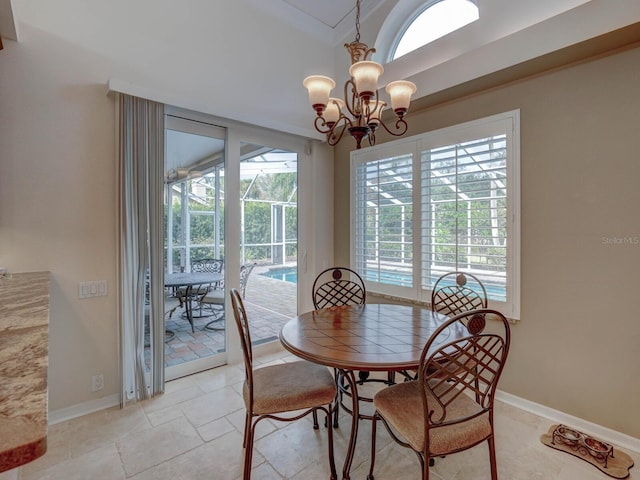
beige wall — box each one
[334,45,640,438]
[0,29,119,411]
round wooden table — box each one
[280,303,463,480]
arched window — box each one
[390,0,479,60]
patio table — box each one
[165,272,224,331]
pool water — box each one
[260,266,505,300]
[260,266,298,284]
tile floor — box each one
[22,347,638,480]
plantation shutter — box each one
[350,110,519,318]
[421,134,508,302]
[353,151,414,288]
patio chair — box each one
[367,309,511,480]
[230,287,338,480]
[190,258,224,317]
[199,263,255,331]
[191,258,224,275]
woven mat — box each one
[540,424,634,479]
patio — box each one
[161,265,297,367]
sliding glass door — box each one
[155,105,330,381]
[239,143,298,346]
[164,116,227,380]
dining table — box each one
[164,272,224,330]
[279,302,466,480]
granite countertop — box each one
[0,272,50,473]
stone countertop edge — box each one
[0,271,50,473]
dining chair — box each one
[230,288,338,480]
[431,271,488,316]
[200,263,255,331]
[367,308,511,480]
[398,270,491,382]
[312,266,366,309]
[312,267,389,427]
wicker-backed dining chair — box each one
[230,288,338,480]
[431,271,488,316]
[312,267,393,427]
[397,271,491,382]
[312,266,366,309]
[367,309,511,480]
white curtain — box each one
[116,93,165,405]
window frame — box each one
[350,110,520,319]
[388,0,480,61]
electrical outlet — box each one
[91,374,104,392]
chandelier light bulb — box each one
[349,61,384,101]
[303,75,336,114]
[385,80,417,116]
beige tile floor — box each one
[22,347,638,480]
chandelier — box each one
[303,0,417,149]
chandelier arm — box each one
[367,130,376,147]
[363,89,381,124]
[313,115,333,135]
[343,79,359,119]
[376,116,409,137]
[327,117,350,146]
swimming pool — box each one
[259,266,505,300]
[259,266,298,284]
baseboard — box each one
[496,390,640,453]
[48,393,120,425]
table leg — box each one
[183,285,195,333]
[340,369,359,480]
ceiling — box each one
[0,0,378,49]
[5,0,640,152]
[248,0,386,45]
[282,0,358,29]
[0,0,16,42]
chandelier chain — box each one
[355,0,361,43]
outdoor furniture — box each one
[189,258,224,317]
[191,258,224,275]
[279,303,459,480]
[367,309,511,480]
[200,263,255,331]
[231,288,337,480]
[164,272,224,332]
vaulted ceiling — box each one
[3,1,640,142]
